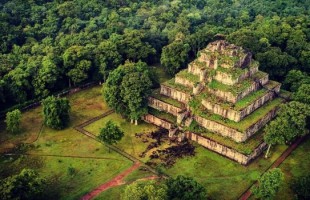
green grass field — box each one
[84,112,161,162]
[0,86,134,199]
[275,137,310,200]
[163,143,287,200]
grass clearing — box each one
[275,137,310,200]
[84,112,159,162]
[0,86,134,199]
[164,143,287,200]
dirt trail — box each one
[239,136,306,200]
[81,162,141,200]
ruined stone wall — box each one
[207,81,260,104]
[201,91,275,122]
[244,107,278,138]
[194,115,246,142]
[194,104,278,142]
[188,63,208,81]
[214,66,259,86]
[175,76,194,88]
[143,114,174,130]
[160,85,191,103]
[185,132,266,165]
[148,97,183,116]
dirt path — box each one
[80,162,141,200]
[239,136,306,200]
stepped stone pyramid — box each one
[144,40,285,165]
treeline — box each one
[0,0,310,111]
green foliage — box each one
[5,109,21,134]
[166,175,207,200]
[161,40,190,75]
[284,70,310,92]
[103,61,152,121]
[292,175,310,200]
[264,101,310,146]
[98,120,124,146]
[252,168,284,200]
[293,84,310,105]
[42,96,70,130]
[0,169,45,200]
[122,181,167,200]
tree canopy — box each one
[103,61,152,124]
[42,96,71,130]
[98,120,124,152]
[264,101,310,157]
[123,181,167,200]
[0,169,45,200]
[166,175,207,200]
[5,109,21,134]
[0,0,310,112]
[252,168,284,200]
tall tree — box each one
[252,168,284,200]
[98,120,124,152]
[5,109,22,134]
[264,101,310,158]
[103,61,152,124]
[42,96,70,130]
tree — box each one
[294,84,310,105]
[98,120,124,152]
[42,96,70,130]
[5,109,22,134]
[166,175,207,200]
[292,174,310,200]
[103,61,152,124]
[252,168,284,200]
[95,40,122,81]
[264,101,310,158]
[284,70,310,92]
[161,39,190,75]
[121,71,152,125]
[123,181,167,200]
[0,169,45,200]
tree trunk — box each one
[265,144,271,158]
[130,119,134,124]
[69,79,71,88]
[135,119,138,126]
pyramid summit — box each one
[144,40,285,165]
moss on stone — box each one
[176,69,200,84]
[185,120,264,155]
[151,89,184,108]
[148,107,177,124]
[208,78,253,95]
[162,78,192,94]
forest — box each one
[0,0,310,113]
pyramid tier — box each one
[190,98,283,142]
[197,40,252,69]
[160,79,192,103]
[206,71,269,104]
[200,81,281,122]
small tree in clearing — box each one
[5,109,22,134]
[252,168,284,200]
[98,120,124,152]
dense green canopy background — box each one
[0,0,309,112]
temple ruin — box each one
[144,40,285,165]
